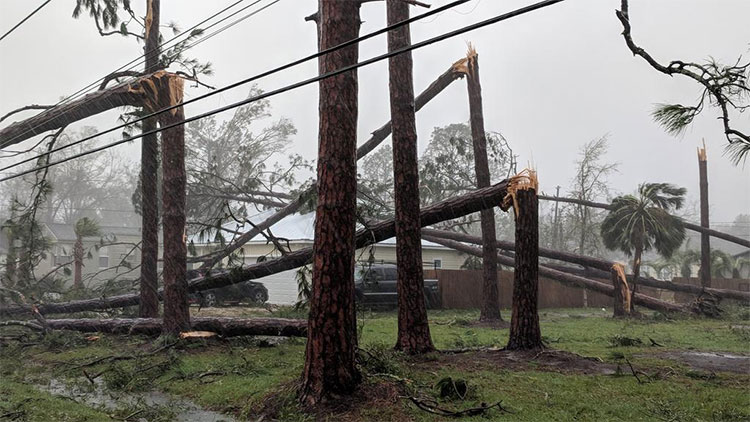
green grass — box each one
[1,307,748,421]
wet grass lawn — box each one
[1,306,749,421]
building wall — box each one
[35,235,146,288]
[191,241,468,304]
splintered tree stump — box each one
[611,263,632,317]
[504,174,543,350]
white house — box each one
[188,211,468,305]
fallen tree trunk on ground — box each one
[538,195,750,249]
[0,181,508,317]
[0,317,307,337]
[422,235,686,314]
[422,228,750,302]
[191,59,467,269]
[0,73,160,148]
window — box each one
[433,259,443,269]
[54,255,71,266]
[98,247,109,269]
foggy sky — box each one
[0,0,748,232]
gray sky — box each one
[1,0,748,229]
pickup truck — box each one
[354,263,440,308]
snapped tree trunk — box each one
[698,145,711,287]
[387,0,434,355]
[611,263,631,317]
[1,182,510,317]
[158,74,189,335]
[6,317,307,337]
[139,0,161,318]
[506,176,543,350]
[301,0,362,406]
[73,238,83,289]
[464,46,502,322]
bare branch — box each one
[0,104,55,124]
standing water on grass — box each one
[37,378,236,422]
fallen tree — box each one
[422,228,750,302]
[422,235,687,314]
[191,58,468,269]
[538,195,750,249]
[0,316,306,337]
[0,181,509,317]
[0,73,163,149]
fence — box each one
[671,277,750,304]
[437,269,662,309]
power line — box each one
[0,0,471,174]
[0,0,566,183]
[0,0,53,43]
[1,0,264,148]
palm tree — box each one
[601,183,687,305]
[73,217,100,289]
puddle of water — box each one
[681,351,748,360]
[37,378,236,422]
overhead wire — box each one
[0,0,566,183]
[0,0,262,148]
[0,0,54,43]
[0,0,472,174]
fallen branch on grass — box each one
[408,396,511,417]
[0,317,307,338]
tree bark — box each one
[139,0,161,318]
[193,61,466,269]
[465,47,502,322]
[421,235,688,315]
[387,0,434,355]
[6,317,307,337]
[0,182,510,317]
[158,74,189,335]
[611,263,631,317]
[698,146,711,287]
[631,241,643,299]
[0,75,160,149]
[301,0,362,406]
[506,186,543,350]
[537,195,750,248]
[73,238,83,289]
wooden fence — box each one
[437,269,662,309]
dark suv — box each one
[354,264,440,308]
[190,281,269,307]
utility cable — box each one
[0,0,265,147]
[0,0,565,183]
[0,0,54,43]
[0,0,471,173]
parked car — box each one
[189,281,269,307]
[354,263,440,308]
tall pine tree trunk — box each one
[159,74,189,335]
[387,0,434,354]
[630,241,643,313]
[300,0,361,405]
[698,145,711,287]
[465,47,502,322]
[139,0,161,318]
[506,174,543,350]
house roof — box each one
[45,223,142,242]
[188,211,450,249]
